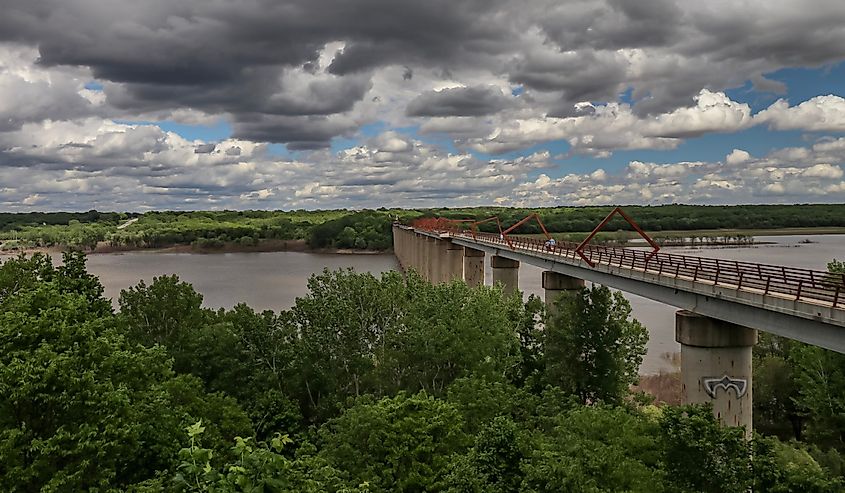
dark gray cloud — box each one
[0,0,519,147]
[406,86,514,117]
[195,143,216,153]
[231,114,356,148]
[510,49,628,102]
[538,0,683,51]
[2,0,845,152]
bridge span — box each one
[393,222,845,437]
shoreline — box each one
[0,239,391,257]
[4,225,843,257]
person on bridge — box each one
[544,237,557,251]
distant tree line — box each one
[2,204,845,252]
[425,204,845,235]
[1,253,842,491]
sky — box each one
[1,0,844,211]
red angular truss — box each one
[575,207,659,267]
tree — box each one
[286,269,524,422]
[137,422,358,493]
[521,405,663,492]
[318,392,468,491]
[764,259,845,449]
[0,256,250,491]
[790,343,845,448]
[444,417,525,493]
[541,285,648,404]
[660,405,752,493]
[119,274,211,373]
[753,436,842,493]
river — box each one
[4,234,843,374]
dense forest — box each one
[1,253,844,491]
[1,204,844,252]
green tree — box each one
[0,256,250,491]
[444,416,525,493]
[790,343,845,448]
[766,259,845,449]
[660,405,752,493]
[119,275,207,347]
[542,285,648,404]
[521,405,663,492]
[318,392,468,492]
[753,436,843,493]
[139,422,357,493]
[753,332,804,439]
[287,269,524,422]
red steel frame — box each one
[575,207,660,267]
[500,213,552,250]
[470,216,505,241]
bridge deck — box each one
[407,226,845,352]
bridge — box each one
[392,211,845,437]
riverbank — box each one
[0,238,390,256]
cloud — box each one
[0,45,108,131]
[1,112,843,211]
[755,95,845,132]
[0,0,843,150]
[463,90,754,156]
[406,85,515,117]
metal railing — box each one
[417,225,845,308]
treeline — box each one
[2,204,845,252]
[308,211,394,250]
[1,253,843,491]
[425,204,845,234]
[0,210,129,231]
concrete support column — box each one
[491,256,519,295]
[392,227,400,267]
[394,227,408,270]
[676,310,757,438]
[405,230,413,270]
[542,271,585,312]
[412,234,422,274]
[463,247,485,287]
[418,235,425,278]
[424,237,436,282]
[433,238,449,283]
[444,241,464,282]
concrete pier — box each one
[433,238,450,283]
[444,241,463,282]
[413,233,424,275]
[491,256,519,295]
[463,248,485,287]
[542,271,585,312]
[676,310,757,438]
[424,237,436,282]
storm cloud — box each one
[406,86,515,117]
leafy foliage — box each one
[0,254,250,491]
[541,286,648,403]
[1,253,840,490]
[319,392,468,491]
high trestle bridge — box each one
[392,209,845,436]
